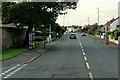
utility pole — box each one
[60,12,67,27]
[41,25,46,48]
[88,17,90,31]
[96,8,99,30]
[88,17,89,25]
[49,24,52,42]
[63,14,65,27]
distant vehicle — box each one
[70,33,76,39]
[81,32,86,36]
[64,32,68,35]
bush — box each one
[95,30,103,35]
[114,30,120,40]
[88,23,97,35]
[110,32,113,39]
[117,32,120,39]
[51,32,57,39]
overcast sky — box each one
[56,0,120,26]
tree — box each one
[88,23,97,35]
[2,2,16,24]
[2,2,77,46]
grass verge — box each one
[1,42,44,61]
[36,42,44,48]
[1,48,28,61]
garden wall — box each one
[1,27,27,50]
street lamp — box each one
[60,12,68,26]
[96,8,99,30]
[88,17,90,31]
[88,17,89,25]
[49,8,52,42]
[41,24,46,48]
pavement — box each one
[1,38,61,67]
[1,33,118,79]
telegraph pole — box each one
[88,17,89,25]
[96,8,99,30]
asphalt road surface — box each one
[2,33,118,79]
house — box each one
[110,17,120,32]
[100,25,105,32]
[117,1,120,31]
[105,18,118,32]
[67,26,79,32]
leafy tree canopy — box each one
[2,2,77,27]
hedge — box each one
[51,32,57,39]
[113,30,120,40]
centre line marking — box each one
[86,63,90,69]
[81,46,83,49]
[83,52,85,55]
[0,64,20,77]
[3,64,27,79]
[82,49,84,52]
[89,72,94,80]
[84,56,87,61]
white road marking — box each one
[78,37,82,45]
[81,46,83,49]
[83,52,85,55]
[89,72,94,80]
[84,56,87,61]
[3,64,27,79]
[82,49,84,52]
[86,63,90,69]
[78,35,93,80]
[0,64,20,77]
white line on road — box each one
[78,35,94,80]
[86,63,90,69]
[89,72,94,80]
[81,46,83,49]
[0,64,20,77]
[84,56,87,61]
[3,64,27,79]
[83,52,85,55]
[78,37,82,46]
[82,49,84,52]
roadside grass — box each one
[1,42,44,61]
[36,42,44,47]
[1,48,28,61]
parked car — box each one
[81,32,86,36]
[70,33,76,39]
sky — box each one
[56,0,120,26]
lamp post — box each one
[96,8,99,30]
[49,24,52,42]
[60,12,67,27]
[88,17,90,31]
[49,8,52,42]
[41,24,46,48]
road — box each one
[1,33,118,79]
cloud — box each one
[56,0,119,26]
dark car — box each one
[70,33,76,39]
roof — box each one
[105,17,119,25]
